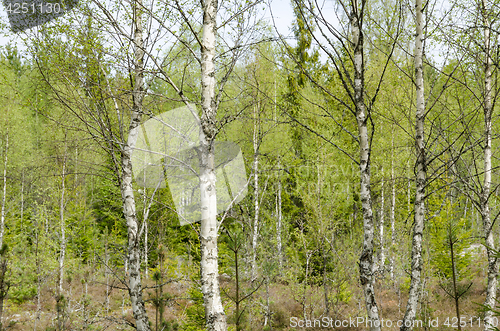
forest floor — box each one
[0,254,492,330]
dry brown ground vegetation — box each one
[0,251,493,330]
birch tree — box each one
[251,104,261,281]
[278,0,403,328]
[276,163,283,271]
[144,2,263,329]
[378,175,385,271]
[390,134,396,280]
[0,130,8,331]
[400,0,426,328]
[100,1,261,329]
[197,1,227,329]
[479,1,497,328]
[0,132,7,254]
[350,4,380,326]
[120,0,149,327]
[56,133,67,331]
[29,1,151,327]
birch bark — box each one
[144,220,148,277]
[0,132,7,331]
[199,0,227,330]
[57,137,67,330]
[59,139,67,295]
[120,0,150,329]
[275,85,282,271]
[390,138,395,280]
[379,176,385,271]
[480,1,498,329]
[0,132,7,252]
[277,168,282,271]
[21,170,23,230]
[251,105,260,281]
[401,0,426,328]
[35,231,41,331]
[350,2,381,329]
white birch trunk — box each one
[264,278,270,326]
[57,143,67,330]
[59,140,67,294]
[34,228,41,331]
[390,138,396,280]
[379,176,385,271]
[275,84,282,271]
[75,147,78,184]
[199,140,226,331]
[0,132,7,331]
[144,218,148,277]
[251,106,260,281]
[120,0,150,329]
[142,174,148,277]
[277,165,282,271]
[199,0,227,329]
[407,159,411,214]
[481,1,498,329]
[105,238,110,314]
[21,169,23,229]
[351,3,381,329]
[0,132,7,252]
[401,0,426,328]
